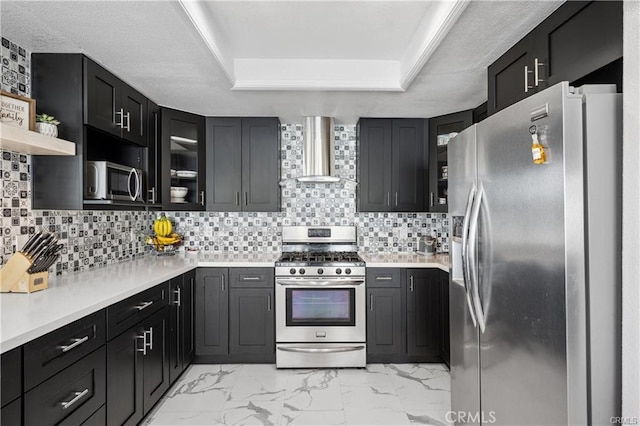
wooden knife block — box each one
[0,252,49,293]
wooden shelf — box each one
[0,123,76,156]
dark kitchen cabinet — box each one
[195,268,229,358]
[1,397,21,426]
[406,269,441,361]
[85,57,148,146]
[145,99,162,205]
[107,306,170,425]
[1,347,22,425]
[358,118,426,212]
[366,269,404,363]
[229,268,275,362]
[440,270,450,367]
[428,110,473,212]
[488,1,622,115]
[169,270,196,384]
[206,117,281,212]
[161,108,206,210]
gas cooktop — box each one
[276,251,364,266]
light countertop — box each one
[360,252,450,272]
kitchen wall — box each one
[1,36,449,277]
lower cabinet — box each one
[440,270,450,367]
[195,267,275,363]
[169,269,196,384]
[1,397,22,426]
[366,268,444,364]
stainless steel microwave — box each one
[85,161,143,202]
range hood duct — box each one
[297,116,340,183]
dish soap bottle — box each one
[529,125,546,164]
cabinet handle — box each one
[430,192,435,207]
[222,275,226,292]
[148,187,156,204]
[115,108,124,128]
[136,301,153,311]
[200,191,205,207]
[387,192,390,207]
[370,294,374,311]
[136,333,147,355]
[267,294,272,311]
[60,336,89,353]
[242,276,261,281]
[244,192,248,206]
[395,192,398,207]
[124,111,131,131]
[524,65,534,93]
[375,276,392,281]
[534,58,545,87]
[410,275,414,292]
[145,327,153,351]
[235,191,240,206]
[174,287,181,306]
[60,389,89,410]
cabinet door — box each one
[440,271,450,367]
[367,287,403,359]
[84,57,121,137]
[428,111,473,212]
[1,346,22,407]
[107,327,144,426]
[487,33,536,115]
[195,268,229,356]
[242,118,281,212]
[161,108,206,210]
[142,307,171,414]
[536,1,622,88]
[182,269,196,366]
[229,287,275,360]
[206,118,242,211]
[169,276,182,384]
[358,119,393,212]
[406,269,441,359]
[121,84,147,146]
[392,119,424,212]
[146,100,161,205]
[1,397,21,426]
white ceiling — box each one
[0,0,563,123]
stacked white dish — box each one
[170,186,188,203]
[176,170,197,178]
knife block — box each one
[0,252,49,293]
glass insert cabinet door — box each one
[286,288,356,326]
[161,108,205,209]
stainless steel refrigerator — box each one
[449,82,621,425]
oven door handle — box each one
[277,345,365,354]
[276,279,364,287]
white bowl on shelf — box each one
[170,186,188,200]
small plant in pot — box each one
[35,113,60,138]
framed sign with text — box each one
[1,91,36,131]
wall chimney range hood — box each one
[297,116,341,183]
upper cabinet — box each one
[427,110,473,212]
[488,1,622,115]
[161,108,206,211]
[84,57,147,146]
[358,118,425,212]
[206,117,280,212]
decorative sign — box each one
[1,91,35,130]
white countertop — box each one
[360,252,450,272]
[1,251,448,353]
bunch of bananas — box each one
[146,214,181,251]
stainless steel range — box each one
[275,226,366,368]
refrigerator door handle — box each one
[461,185,478,327]
[468,185,486,333]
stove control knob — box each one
[345,268,352,275]
[317,268,324,275]
[290,268,296,275]
[336,268,342,275]
[299,268,306,275]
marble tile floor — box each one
[143,363,451,426]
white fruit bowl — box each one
[170,186,188,199]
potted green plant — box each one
[35,113,60,138]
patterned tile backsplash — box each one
[1,35,448,277]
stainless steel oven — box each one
[275,226,366,368]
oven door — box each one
[275,277,366,343]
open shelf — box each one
[0,123,76,155]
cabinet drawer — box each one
[107,281,170,340]
[230,268,274,288]
[24,346,106,426]
[24,310,105,391]
[1,346,22,406]
[366,269,402,288]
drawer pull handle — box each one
[61,336,89,353]
[136,333,147,355]
[145,327,154,351]
[375,277,392,281]
[242,277,261,281]
[136,301,153,311]
[60,389,89,410]
[174,287,182,307]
